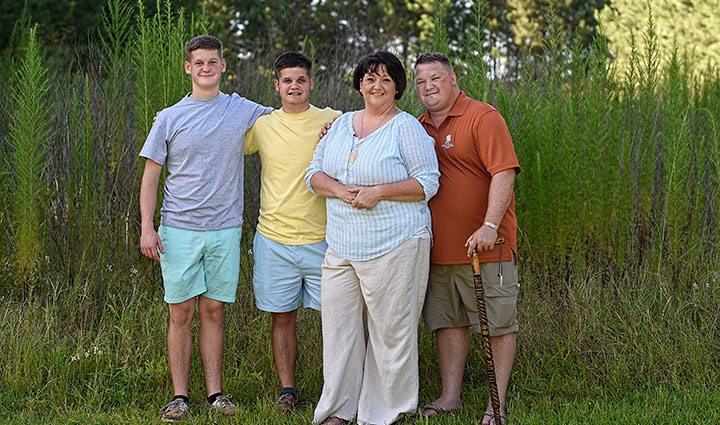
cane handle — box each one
[471,238,505,268]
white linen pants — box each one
[313,234,431,425]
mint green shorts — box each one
[158,225,242,304]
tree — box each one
[597,0,720,77]
[213,0,450,60]
[485,0,607,72]
[0,0,204,57]
[504,0,605,51]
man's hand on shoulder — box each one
[465,225,498,257]
[140,228,164,262]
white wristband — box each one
[483,221,498,231]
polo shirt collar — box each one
[419,91,470,127]
[448,91,470,117]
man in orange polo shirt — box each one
[414,52,520,425]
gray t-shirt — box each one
[139,92,271,231]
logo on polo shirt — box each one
[441,134,454,149]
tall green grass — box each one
[7,25,52,296]
[0,0,718,423]
[134,0,203,143]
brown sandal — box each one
[420,404,447,417]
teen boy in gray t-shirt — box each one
[140,92,267,231]
[139,35,271,423]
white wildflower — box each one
[693,283,699,290]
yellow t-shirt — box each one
[245,105,341,245]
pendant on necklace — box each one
[348,149,358,165]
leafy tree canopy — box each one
[490,0,606,54]
[597,0,720,76]
[0,0,203,56]
[208,0,456,59]
[204,0,609,65]
[2,0,617,74]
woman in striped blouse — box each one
[306,51,440,425]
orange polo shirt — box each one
[419,92,521,265]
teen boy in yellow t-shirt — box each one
[244,52,340,412]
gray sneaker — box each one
[207,394,236,416]
[161,399,190,422]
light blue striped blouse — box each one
[305,110,440,261]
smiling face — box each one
[274,66,314,112]
[414,61,459,112]
[359,65,397,110]
[184,48,226,92]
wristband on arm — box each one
[483,221,498,231]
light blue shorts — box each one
[252,232,327,313]
[158,225,242,304]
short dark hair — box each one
[185,35,223,61]
[273,51,313,79]
[353,51,406,100]
[415,52,453,73]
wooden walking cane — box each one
[472,237,505,425]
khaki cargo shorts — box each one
[422,253,519,336]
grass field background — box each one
[1,1,718,423]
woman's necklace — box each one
[350,107,396,165]
[358,107,395,138]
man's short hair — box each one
[185,35,223,61]
[273,51,313,79]
[353,51,406,100]
[415,52,453,74]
